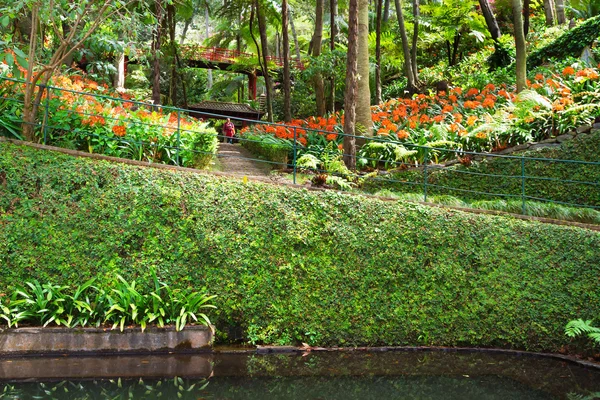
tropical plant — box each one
[565,319,600,345]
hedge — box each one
[528,15,600,68]
[1,141,599,352]
[240,133,290,169]
[364,131,600,208]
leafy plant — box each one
[565,319,600,345]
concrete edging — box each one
[0,325,213,356]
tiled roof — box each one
[189,101,263,114]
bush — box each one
[364,130,600,208]
[528,15,600,68]
[1,141,599,351]
[240,133,290,169]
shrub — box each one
[528,15,600,68]
[1,141,599,351]
[240,133,291,169]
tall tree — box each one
[411,0,420,82]
[328,0,338,113]
[555,0,566,24]
[395,0,417,93]
[375,0,383,104]
[255,0,274,121]
[356,0,372,134]
[289,8,302,61]
[543,0,556,25]
[151,0,164,105]
[479,0,501,41]
[312,0,326,116]
[343,0,359,169]
[282,0,292,122]
[513,0,527,92]
[19,0,138,141]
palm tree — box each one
[344,0,359,168]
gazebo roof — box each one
[188,101,264,118]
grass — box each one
[374,190,600,225]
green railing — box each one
[1,76,599,215]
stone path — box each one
[217,143,272,177]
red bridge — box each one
[179,45,304,71]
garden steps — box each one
[217,143,271,177]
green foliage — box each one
[565,319,600,345]
[357,141,418,169]
[364,130,600,208]
[240,133,290,168]
[528,15,600,68]
[1,142,599,351]
[0,269,215,331]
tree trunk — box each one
[356,0,372,135]
[343,0,359,169]
[282,0,292,122]
[375,0,383,104]
[328,0,338,113]
[114,52,125,90]
[22,6,39,142]
[555,0,566,24]
[313,0,326,116]
[289,9,302,61]
[256,0,274,122]
[523,0,530,35]
[394,0,417,93]
[180,18,191,43]
[205,6,213,90]
[383,0,391,23]
[513,0,527,93]
[167,3,177,106]
[411,0,420,82]
[479,0,501,40]
[543,0,556,26]
[151,0,163,106]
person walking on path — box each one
[223,118,236,144]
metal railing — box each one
[1,76,599,214]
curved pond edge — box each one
[0,325,213,356]
[248,345,600,371]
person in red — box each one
[223,118,235,144]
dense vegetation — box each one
[363,129,600,208]
[1,141,599,352]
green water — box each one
[1,351,599,399]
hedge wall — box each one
[1,142,599,352]
[364,131,600,207]
[528,15,600,69]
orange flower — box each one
[475,132,487,139]
[466,115,478,126]
[326,133,338,141]
[562,66,576,76]
[535,73,544,81]
[482,97,495,109]
[453,113,463,124]
[442,104,454,113]
[396,130,409,140]
[433,115,444,123]
[419,114,430,124]
[466,88,479,97]
[112,124,126,137]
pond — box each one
[1,350,599,399]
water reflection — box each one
[1,350,599,399]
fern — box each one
[515,90,553,110]
[326,175,355,191]
[565,319,600,345]
[296,153,321,170]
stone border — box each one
[253,345,600,371]
[2,137,599,232]
[0,325,213,356]
[0,353,213,381]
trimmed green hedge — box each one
[241,133,290,169]
[1,141,599,352]
[364,131,600,207]
[528,15,600,68]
